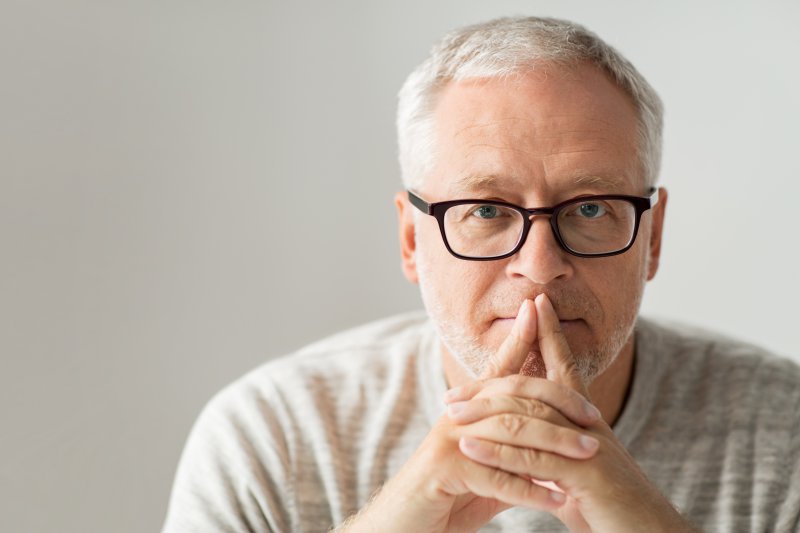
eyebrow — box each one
[451,173,630,196]
[451,174,508,193]
[571,174,629,192]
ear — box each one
[394,191,419,284]
[646,187,668,281]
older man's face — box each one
[396,63,666,381]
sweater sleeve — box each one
[161,379,296,533]
[776,390,800,532]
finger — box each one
[459,436,577,489]
[460,414,600,460]
[447,395,581,429]
[479,299,536,379]
[445,379,601,427]
[455,451,567,510]
[535,293,590,398]
[448,395,573,428]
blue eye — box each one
[578,203,606,218]
[473,205,499,219]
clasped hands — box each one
[345,294,692,533]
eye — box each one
[576,202,606,218]
[471,205,501,219]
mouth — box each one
[493,317,584,329]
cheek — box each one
[416,229,500,320]
[419,243,489,301]
[589,244,649,322]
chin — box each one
[574,325,635,383]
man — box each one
[163,17,800,532]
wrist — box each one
[335,472,449,533]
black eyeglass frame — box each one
[407,188,659,261]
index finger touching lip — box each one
[535,294,591,398]
[478,298,537,380]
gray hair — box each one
[396,16,664,190]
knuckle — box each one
[498,413,526,438]
[524,399,548,419]
[465,396,492,415]
[526,399,563,425]
[506,374,528,394]
[490,463,514,492]
[477,396,495,413]
[488,464,504,485]
[507,395,529,414]
[521,447,542,471]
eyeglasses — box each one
[407,188,659,260]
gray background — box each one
[2,1,799,532]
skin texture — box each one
[339,63,695,532]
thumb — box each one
[479,298,537,379]
[534,293,591,399]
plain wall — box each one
[2,1,798,531]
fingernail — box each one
[584,402,602,421]
[460,436,480,452]
[443,387,461,403]
[447,401,467,418]
[579,435,599,452]
[549,490,566,504]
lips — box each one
[493,317,583,324]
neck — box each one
[442,335,636,427]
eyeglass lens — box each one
[442,198,637,258]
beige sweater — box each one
[162,312,800,532]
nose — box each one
[506,216,574,284]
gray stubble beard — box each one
[415,245,645,384]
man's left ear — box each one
[646,187,668,281]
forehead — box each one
[428,63,642,199]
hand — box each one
[444,293,696,532]
[338,298,602,533]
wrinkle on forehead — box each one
[451,117,534,140]
[431,66,642,196]
[452,114,626,134]
[452,121,633,160]
[464,142,539,156]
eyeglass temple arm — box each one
[648,187,659,208]
[407,190,433,214]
